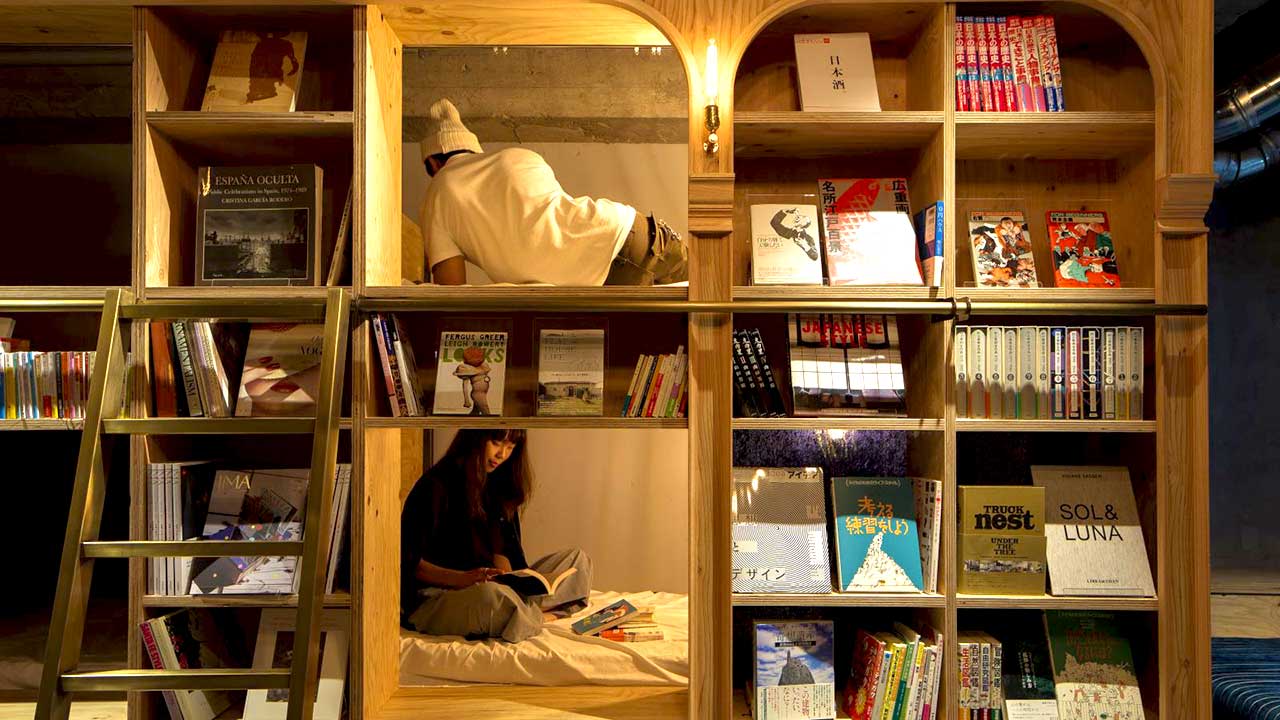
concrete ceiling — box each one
[1218,0,1273,32]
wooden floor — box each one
[0,700,124,720]
[378,686,689,719]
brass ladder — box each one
[36,287,350,720]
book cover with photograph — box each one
[958,485,1047,595]
[432,331,507,416]
[969,210,1040,287]
[749,204,824,285]
[537,329,604,416]
[1046,211,1120,288]
[201,31,307,112]
[234,323,324,417]
[817,178,923,286]
[787,313,907,416]
[753,620,837,720]
[731,467,832,594]
[196,165,321,286]
[830,477,924,592]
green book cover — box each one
[1044,610,1144,720]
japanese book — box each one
[536,328,604,416]
[1004,327,1019,419]
[390,315,424,416]
[817,178,923,286]
[957,637,976,715]
[1049,327,1066,420]
[843,629,890,720]
[571,598,638,636]
[1022,18,1047,111]
[1047,211,1120,288]
[963,17,981,110]
[912,477,943,595]
[748,330,787,416]
[875,632,908,720]
[234,323,324,417]
[1081,328,1102,420]
[1102,328,1118,420]
[913,201,945,288]
[201,30,307,112]
[1115,328,1130,420]
[955,327,970,419]
[793,33,880,111]
[753,620,837,720]
[955,16,971,111]
[1065,328,1082,420]
[750,204,824,285]
[958,485,1048,595]
[969,211,1040,288]
[969,326,988,418]
[830,477,924,592]
[985,17,1007,111]
[1032,466,1155,597]
[1018,327,1037,419]
[1036,17,1065,111]
[731,467,832,594]
[891,622,924,720]
[999,618,1060,720]
[975,16,994,111]
[988,326,1004,419]
[1044,611,1144,720]
[997,17,1018,112]
[432,331,507,416]
[980,632,1006,717]
[196,165,322,286]
[1008,16,1034,111]
[1128,328,1144,420]
[787,314,906,416]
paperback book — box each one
[201,31,307,112]
[752,620,837,720]
[432,331,507,416]
[732,329,785,417]
[969,211,1040,288]
[234,323,325,417]
[830,477,924,592]
[536,328,604,416]
[817,178,923,286]
[1044,611,1144,720]
[493,566,579,598]
[1047,211,1120,288]
[571,598,639,636]
[750,204,824,285]
[731,467,832,594]
[793,33,879,111]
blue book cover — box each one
[570,598,637,635]
[830,477,924,592]
[913,202,945,288]
[753,620,837,720]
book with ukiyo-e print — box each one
[969,210,1040,288]
[202,31,307,112]
[432,331,507,416]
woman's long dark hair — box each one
[435,428,531,523]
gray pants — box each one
[605,213,688,286]
[405,548,593,643]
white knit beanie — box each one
[421,98,482,161]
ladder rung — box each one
[62,669,290,692]
[83,540,304,558]
[102,418,317,434]
[121,300,327,321]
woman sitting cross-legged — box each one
[400,429,592,643]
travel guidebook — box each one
[202,30,307,112]
[234,323,325,417]
[969,210,1040,287]
[1046,211,1121,288]
[817,178,923,286]
[830,477,924,593]
[536,328,604,416]
[730,467,832,594]
[752,620,837,720]
[432,331,508,416]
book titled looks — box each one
[202,31,307,112]
[1047,211,1121,288]
[432,331,507,416]
[749,204,824,285]
[793,33,879,111]
[818,178,923,286]
[1031,465,1155,597]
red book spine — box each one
[955,15,969,111]
[1042,15,1065,110]
[997,17,1017,111]
[985,17,1007,111]
[963,17,980,111]
[1023,19,1047,111]
[1008,16,1029,110]
[139,621,182,720]
[975,17,994,111]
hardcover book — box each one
[1047,211,1120,288]
[914,201,945,288]
[142,608,241,720]
[1031,466,1155,597]
[969,211,1039,288]
[196,165,321,286]
[201,31,307,112]
[913,477,943,595]
[731,467,832,594]
[787,314,907,417]
[957,485,1047,595]
[1044,611,1144,720]
[793,33,879,111]
[234,323,324,417]
[830,477,924,592]
[817,178,923,286]
[432,331,507,416]
[536,329,604,416]
[750,204,824,285]
[753,620,837,720]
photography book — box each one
[817,178,923,286]
[570,598,639,636]
[752,620,837,720]
[793,33,879,111]
[234,323,325,417]
[969,210,1040,288]
[731,467,832,594]
[1046,211,1121,288]
[536,328,604,416]
[432,331,508,416]
[749,204,824,285]
[140,608,241,720]
[202,30,308,112]
[493,566,578,598]
[830,476,924,593]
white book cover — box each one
[731,467,832,594]
[954,327,969,419]
[537,329,605,416]
[794,33,880,111]
[1018,327,1037,419]
[148,465,161,595]
[818,178,922,286]
[750,204,824,285]
[988,326,1004,419]
[1036,327,1050,419]
[912,477,943,594]
[432,331,507,416]
[1003,327,1018,419]
[1031,465,1155,597]
[969,327,987,418]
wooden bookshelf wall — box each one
[2,1,1212,720]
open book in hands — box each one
[491,566,577,598]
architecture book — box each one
[750,204,824,285]
[793,33,879,111]
[140,608,241,720]
[201,30,307,112]
[788,313,907,416]
[536,328,605,416]
[432,331,507,416]
[830,476,924,592]
[196,165,321,286]
[1031,466,1155,597]
[817,178,923,286]
[234,323,325,417]
[1044,611,1144,720]
[958,485,1047,595]
[752,620,837,720]
[1046,211,1120,288]
[730,467,832,594]
[969,210,1040,288]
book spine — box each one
[150,323,177,418]
[975,17,994,111]
[1042,16,1065,111]
[1007,17,1029,110]
[1023,19,1047,111]
[171,322,203,418]
[749,329,786,416]
[729,332,752,417]
[1082,327,1101,419]
[1002,326,1017,419]
[989,640,1004,720]
[387,316,419,416]
[0,354,6,420]
[985,17,1006,111]
[185,321,210,417]
[1130,326,1144,420]
[621,354,646,417]
[1102,327,1117,420]
[167,463,178,595]
[634,354,659,418]
[660,347,682,418]
[643,354,667,418]
[1035,327,1050,419]
[1033,16,1058,112]
[147,465,158,595]
[1017,327,1036,418]
[964,18,981,111]
[1050,327,1066,419]
[954,327,969,419]
[997,17,1017,112]
[370,314,402,417]
[381,315,410,416]
[735,330,766,416]
[191,321,219,417]
[630,355,651,418]
[969,326,987,418]
[879,646,905,720]
[1066,327,1082,419]
[987,326,1003,419]
[978,640,991,711]
[1115,327,1130,420]
[955,15,970,111]
[958,641,971,713]
[138,621,182,720]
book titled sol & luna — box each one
[432,331,508,416]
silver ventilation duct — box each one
[1215,127,1280,187]
[1215,53,1280,143]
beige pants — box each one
[604,214,688,285]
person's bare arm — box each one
[415,559,499,589]
[431,256,466,285]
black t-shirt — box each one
[400,460,527,616]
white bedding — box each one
[399,590,689,687]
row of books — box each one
[150,321,245,418]
[147,462,351,596]
[621,346,688,418]
[732,470,941,595]
[955,15,1064,112]
[955,325,1144,421]
[750,180,943,288]
[0,350,95,419]
[969,209,1120,289]
[371,312,425,417]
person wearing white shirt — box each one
[418,98,687,286]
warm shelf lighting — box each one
[704,39,720,154]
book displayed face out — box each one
[432,331,508,416]
[731,467,831,593]
[752,620,837,719]
[830,477,924,593]
[202,30,308,112]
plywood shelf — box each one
[143,286,339,301]
[732,592,945,607]
[364,416,686,430]
[733,286,943,301]
[732,417,943,431]
[142,592,351,608]
[0,418,85,431]
[146,111,353,143]
[956,594,1159,611]
[956,287,1156,303]
[734,111,944,158]
[956,419,1156,433]
[955,112,1155,159]
[359,284,689,311]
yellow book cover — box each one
[958,486,1047,595]
[201,31,307,112]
